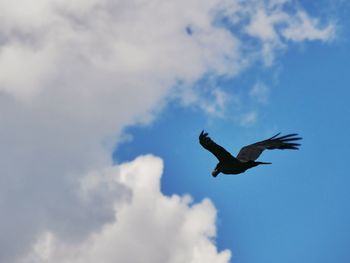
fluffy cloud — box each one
[0,1,239,260]
[20,155,231,263]
[0,0,334,262]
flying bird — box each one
[199,131,302,177]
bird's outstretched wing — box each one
[199,131,235,162]
[236,133,302,162]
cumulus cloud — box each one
[20,155,231,263]
[0,0,335,262]
[0,1,240,260]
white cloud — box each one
[20,155,231,263]
[0,1,240,259]
[0,0,335,262]
[0,0,242,102]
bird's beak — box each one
[211,169,219,177]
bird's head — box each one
[211,164,220,177]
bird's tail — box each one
[256,161,272,165]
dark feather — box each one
[236,133,302,161]
[199,130,235,162]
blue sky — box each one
[1,0,350,262]
[115,3,350,262]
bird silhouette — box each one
[199,131,302,177]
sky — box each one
[1,0,350,262]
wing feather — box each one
[199,131,235,162]
[236,133,302,161]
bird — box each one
[199,131,302,177]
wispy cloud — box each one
[178,84,234,118]
[243,1,335,65]
[282,11,335,42]
[250,81,270,105]
[239,111,258,127]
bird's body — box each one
[215,160,269,175]
[199,131,301,177]
[214,160,249,175]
